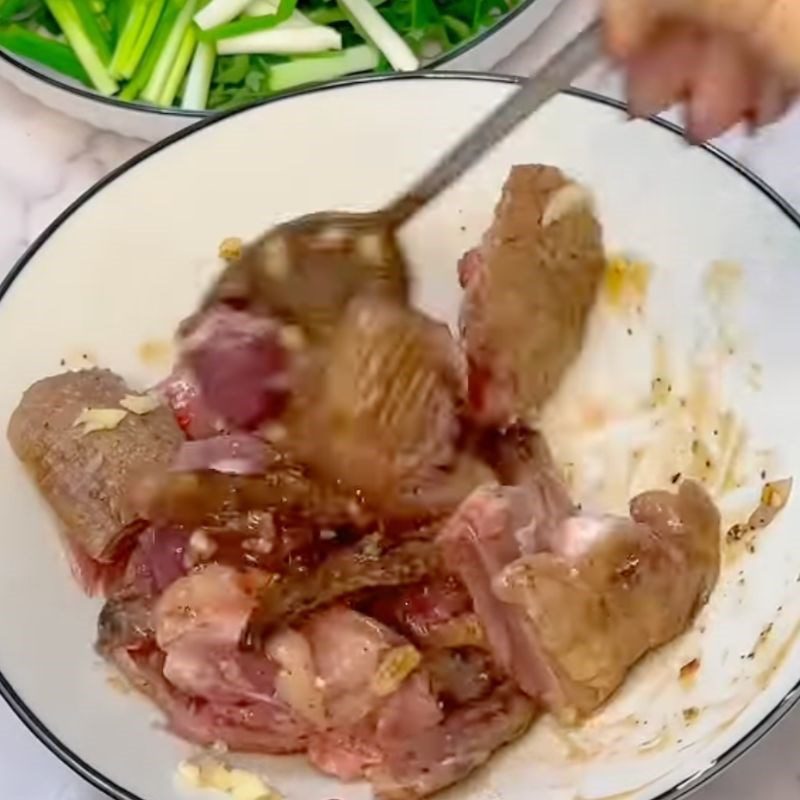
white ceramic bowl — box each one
[0,0,562,141]
[1,74,800,800]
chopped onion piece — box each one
[195,0,252,30]
[337,0,418,70]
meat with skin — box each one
[201,212,410,344]
[285,295,493,518]
[477,423,574,515]
[7,369,183,593]
[368,684,535,800]
[441,480,720,721]
[242,535,442,647]
[131,464,365,530]
[109,647,311,754]
[460,165,605,425]
[367,577,487,651]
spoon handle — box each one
[384,19,604,227]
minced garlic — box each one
[73,408,128,435]
[371,644,421,696]
[761,479,791,510]
[120,393,161,415]
[219,237,243,262]
[178,758,280,800]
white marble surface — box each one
[4,3,800,798]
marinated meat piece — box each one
[442,481,721,721]
[177,306,291,430]
[242,536,442,646]
[97,592,155,653]
[171,433,277,475]
[132,465,364,529]
[479,423,574,515]
[460,165,604,424]
[109,647,311,754]
[628,482,721,604]
[202,213,410,343]
[158,365,225,439]
[309,671,443,782]
[286,296,492,517]
[8,369,183,592]
[97,526,192,654]
[425,649,498,706]
[124,527,190,594]
[305,607,407,728]
[368,684,535,800]
[307,728,383,781]
[439,485,551,678]
[374,671,444,744]
[153,564,266,651]
[368,577,487,650]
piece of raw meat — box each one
[460,165,605,425]
[172,306,291,432]
[8,369,183,593]
[441,480,720,721]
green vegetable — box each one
[159,20,195,104]
[0,22,89,82]
[141,0,197,103]
[181,37,214,108]
[194,0,249,30]
[268,42,376,91]
[0,0,505,109]
[110,0,166,79]
[200,0,296,42]
[119,0,183,101]
[43,0,118,93]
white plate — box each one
[0,74,799,800]
[0,0,562,142]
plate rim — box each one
[1,70,799,800]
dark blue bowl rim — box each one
[1,71,799,800]
[0,0,546,119]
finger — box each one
[605,0,773,58]
[605,0,658,59]
[626,25,704,118]
[751,73,795,128]
[650,0,770,37]
[686,33,757,141]
[753,0,800,85]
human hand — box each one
[604,0,800,140]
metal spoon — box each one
[204,21,603,339]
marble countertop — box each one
[4,2,800,798]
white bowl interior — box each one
[0,77,799,800]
